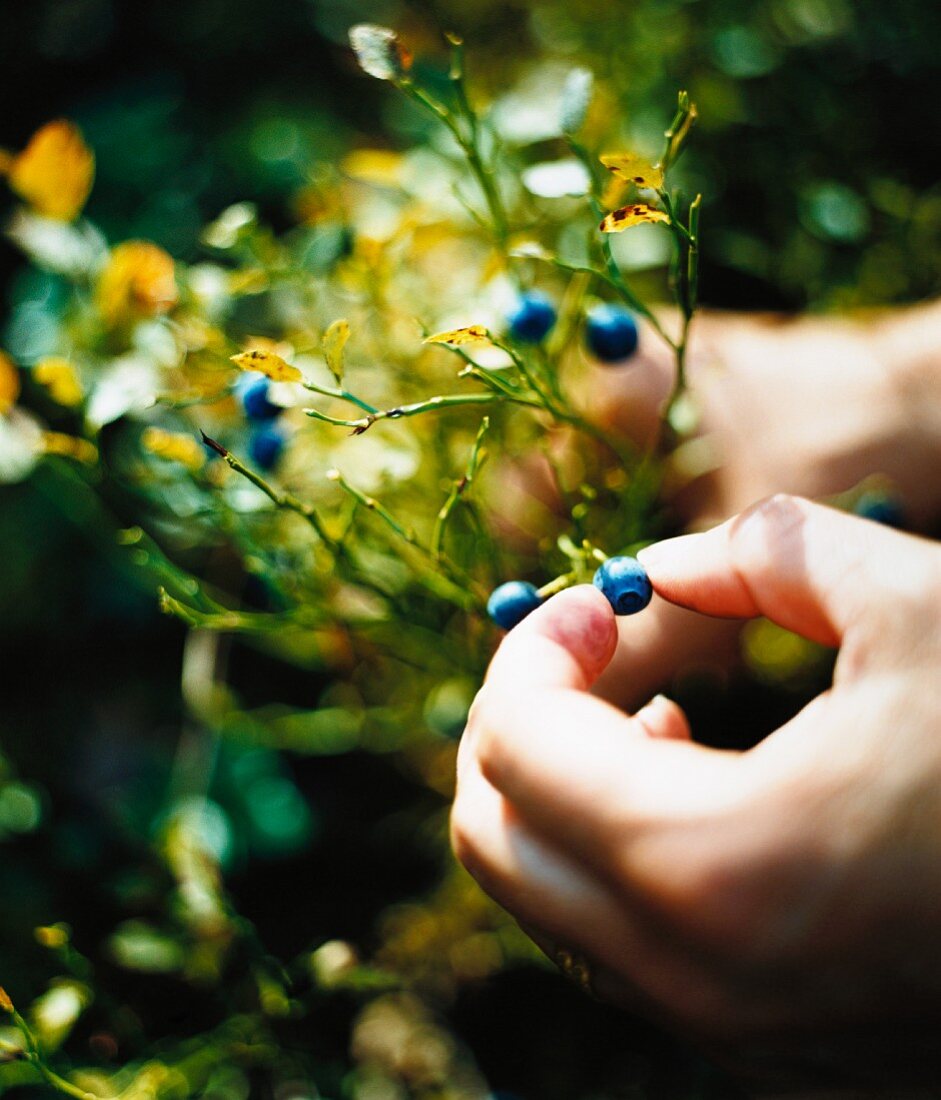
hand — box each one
[453,495,941,1093]
[587,300,941,709]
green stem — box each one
[537,571,578,599]
[215,445,335,549]
[537,249,676,351]
[305,391,540,433]
[301,380,378,414]
[431,416,490,559]
[6,1007,102,1100]
[327,469,487,609]
[397,78,509,249]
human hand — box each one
[587,300,941,709]
[453,495,941,1094]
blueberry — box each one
[585,303,639,363]
[487,581,543,630]
[506,291,556,344]
[248,424,287,471]
[854,491,905,529]
[236,373,281,421]
[593,556,652,616]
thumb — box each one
[485,584,619,693]
[637,494,925,647]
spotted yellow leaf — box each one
[599,153,664,190]
[424,325,491,347]
[0,351,20,414]
[230,349,301,383]
[599,204,670,233]
[323,319,350,385]
[141,427,204,471]
[7,121,95,221]
[42,432,98,465]
[34,357,83,407]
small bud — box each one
[0,987,13,1013]
[349,24,411,81]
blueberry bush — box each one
[0,11,877,1097]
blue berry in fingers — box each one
[585,303,639,363]
[593,556,652,615]
[853,491,905,529]
[487,581,543,630]
[506,291,556,344]
[249,424,287,471]
[237,373,281,421]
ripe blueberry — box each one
[249,424,287,471]
[585,303,639,363]
[506,291,556,344]
[854,491,904,529]
[593,556,652,615]
[487,581,543,630]
[236,373,281,421]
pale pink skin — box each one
[454,304,941,1095]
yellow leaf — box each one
[341,149,405,187]
[42,432,98,465]
[97,242,178,326]
[599,153,664,190]
[323,319,350,384]
[34,357,83,407]
[424,325,491,347]
[8,121,95,221]
[230,348,302,383]
[0,351,20,414]
[141,427,204,471]
[599,204,670,233]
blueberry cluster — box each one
[505,293,640,365]
[486,557,652,631]
[235,373,288,471]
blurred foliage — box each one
[0,0,934,1097]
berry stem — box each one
[431,416,490,560]
[328,469,488,609]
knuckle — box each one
[729,493,807,560]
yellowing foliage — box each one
[141,427,204,471]
[599,153,664,190]
[0,352,20,414]
[341,149,406,187]
[323,319,350,384]
[230,348,302,383]
[6,121,95,221]
[97,242,178,326]
[599,203,670,233]
[424,325,491,347]
[42,432,98,465]
[34,357,83,407]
